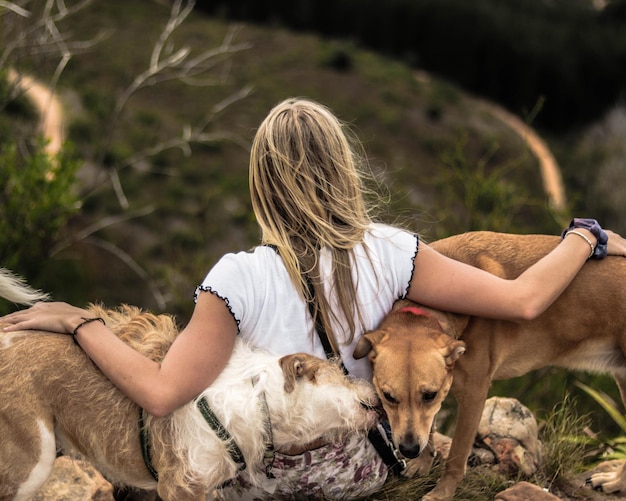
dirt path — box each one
[478,98,567,211]
[415,70,566,211]
[8,68,65,157]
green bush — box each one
[0,138,79,279]
[428,132,556,238]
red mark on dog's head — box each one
[397,306,431,317]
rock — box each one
[473,397,542,476]
[32,456,114,501]
[495,481,562,500]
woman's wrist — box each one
[70,316,106,345]
[64,310,89,334]
[72,317,106,337]
[561,218,608,259]
[563,228,596,259]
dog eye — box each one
[423,391,437,403]
[382,391,398,405]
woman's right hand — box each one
[1,301,91,335]
[605,229,626,257]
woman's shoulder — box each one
[205,245,282,285]
[198,245,284,299]
[365,223,418,247]
[217,245,279,265]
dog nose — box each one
[399,442,421,459]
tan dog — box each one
[0,272,379,500]
[354,231,626,500]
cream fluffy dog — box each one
[0,269,379,500]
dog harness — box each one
[139,389,276,482]
[139,408,159,481]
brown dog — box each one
[354,231,626,500]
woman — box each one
[4,97,626,499]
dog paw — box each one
[422,492,449,501]
[403,453,435,478]
[586,471,626,494]
[421,474,464,501]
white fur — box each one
[0,268,49,306]
[151,340,379,492]
[1,331,24,349]
[15,420,56,501]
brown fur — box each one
[354,231,626,500]
[0,305,182,498]
[281,353,327,393]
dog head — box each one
[353,302,466,459]
[277,353,380,444]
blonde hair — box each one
[249,98,375,350]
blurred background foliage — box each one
[1,0,626,471]
[200,0,626,131]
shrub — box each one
[0,138,79,279]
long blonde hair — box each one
[249,98,375,350]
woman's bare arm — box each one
[2,291,237,417]
[408,228,626,321]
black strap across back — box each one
[302,272,406,476]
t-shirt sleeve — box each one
[367,224,419,300]
[194,251,259,333]
[193,248,312,353]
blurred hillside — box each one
[2,0,565,314]
[3,0,625,319]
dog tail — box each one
[0,268,50,305]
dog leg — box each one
[157,483,207,501]
[156,470,209,501]
[424,378,490,501]
[5,420,57,501]
[587,370,626,494]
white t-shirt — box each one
[195,223,418,381]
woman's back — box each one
[198,223,418,380]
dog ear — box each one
[279,353,322,393]
[444,340,466,370]
[436,312,470,339]
[279,354,304,393]
[353,336,373,360]
[353,330,387,360]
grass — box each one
[360,396,600,501]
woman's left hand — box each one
[1,301,90,335]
